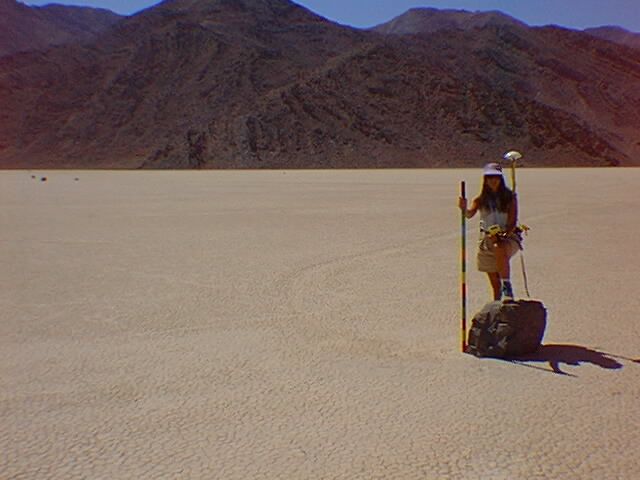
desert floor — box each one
[1,168,639,479]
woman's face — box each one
[485,175,501,192]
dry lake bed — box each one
[2,168,639,479]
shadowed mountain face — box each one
[584,26,640,50]
[0,0,122,57]
[370,8,526,35]
[1,0,639,168]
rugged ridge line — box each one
[1,0,639,168]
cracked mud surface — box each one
[2,169,639,479]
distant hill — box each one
[0,0,122,57]
[1,0,639,168]
[371,8,526,35]
[584,26,640,50]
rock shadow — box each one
[509,344,626,376]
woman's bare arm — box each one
[459,197,479,219]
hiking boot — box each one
[501,282,514,300]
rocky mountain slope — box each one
[1,0,639,168]
[370,8,526,35]
[584,26,640,50]
[0,0,122,57]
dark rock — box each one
[466,299,547,358]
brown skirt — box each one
[477,235,521,273]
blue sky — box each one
[23,0,640,32]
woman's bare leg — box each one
[493,240,515,298]
[487,272,501,300]
[494,242,510,280]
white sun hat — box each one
[483,162,503,176]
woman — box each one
[458,163,521,300]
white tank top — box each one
[479,207,508,232]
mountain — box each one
[0,0,122,57]
[0,0,369,168]
[243,24,640,168]
[584,26,640,50]
[371,8,526,35]
[1,1,639,168]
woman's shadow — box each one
[509,344,637,376]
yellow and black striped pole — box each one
[460,181,467,352]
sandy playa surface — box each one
[2,168,639,479]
